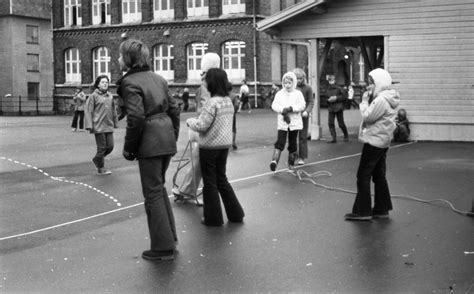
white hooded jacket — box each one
[359,68,400,148]
[271,72,306,131]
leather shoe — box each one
[201,217,223,226]
[142,250,174,261]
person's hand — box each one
[302,111,308,117]
[327,96,337,103]
[283,113,291,124]
[362,91,370,102]
[123,150,136,161]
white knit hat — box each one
[201,52,221,72]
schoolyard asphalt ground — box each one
[0,108,473,293]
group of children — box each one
[269,68,411,221]
[269,69,410,172]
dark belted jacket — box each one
[327,84,347,113]
[116,66,180,159]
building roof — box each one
[256,0,327,33]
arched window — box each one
[92,0,111,25]
[64,0,82,27]
[153,44,174,81]
[65,48,81,83]
[187,42,208,81]
[122,0,142,23]
[187,0,208,17]
[222,0,245,15]
[154,0,174,20]
[93,47,110,81]
[222,41,245,82]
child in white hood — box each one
[345,68,400,221]
[269,71,306,171]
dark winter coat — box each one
[327,84,347,113]
[116,67,180,158]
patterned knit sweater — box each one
[186,95,234,149]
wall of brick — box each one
[11,0,51,20]
[51,0,310,110]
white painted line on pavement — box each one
[0,142,415,241]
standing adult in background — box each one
[186,68,245,226]
[182,87,190,112]
[237,79,251,113]
[172,53,221,201]
[71,86,86,132]
[117,38,181,260]
[293,68,314,165]
[326,74,349,143]
[84,75,118,175]
[345,68,400,221]
[230,94,240,150]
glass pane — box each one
[72,49,77,59]
[162,46,168,57]
[170,58,174,70]
[66,63,71,74]
[72,63,77,73]
[196,0,201,7]
[188,0,192,8]
[223,57,229,69]
[155,60,160,71]
[232,57,238,68]
[100,62,106,73]
[163,62,168,71]
[196,58,201,70]
[123,2,127,13]
[161,0,167,9]
[130,1,135,13]
[65,8,70,26]
[170,0,174,9]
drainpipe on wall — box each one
[252,0,258,108]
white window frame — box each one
[65,48,82,83]
[222,0,245,15]
[187,42,208,81]
[153,44,175,81]
[222,41,246,82]
[93,47,111,81]
[154,0,174,20]
[64,0,82,27]
[358,53,365,83]
[92,0,111,25]
[187,0,209,17]
[122,0,142,23]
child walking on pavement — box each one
[326,74,349,143]
[270,71,306,171]
[84,75,119,175]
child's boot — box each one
[342,126,349,142]
[288,152,297,170]
[270,149,281,171]
[327,127,337,143]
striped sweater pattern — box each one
[186,96,234,149]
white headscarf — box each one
[281,71,297,92]
[369,68,392,97]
